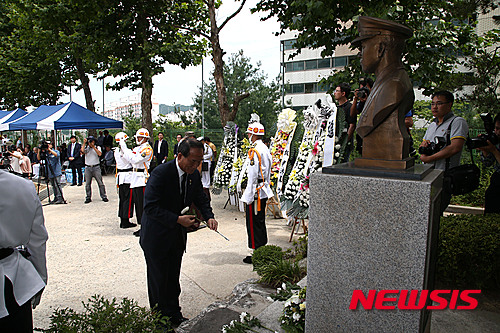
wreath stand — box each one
[289,217,308,242]
[266,196,282,218]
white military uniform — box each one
[201,142,213,188]
[119,140,153,188]
[114,147,132,186]
[241,139,273,206]
[0,169,48,318]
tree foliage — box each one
[101,0,208,134]
[253,0,498,97]
[192,51,280,133]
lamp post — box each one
[201,59,205,137]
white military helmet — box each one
[115,132,128,143]
[246,122,265,136]
[1,138,13,146]
[135,128,150,144]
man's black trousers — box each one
[245,198,268,249]
[485,172,500,214]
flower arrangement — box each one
[221,312,276,333]
[229,138,251,195]
[270,109,297,188]
[280,286,307,333]
[280,130,314,212]
[213,122,238,193]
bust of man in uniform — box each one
[352,16,415,169]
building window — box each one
[305,60,318,70]
[283,39,296,50]
[317,81,329,92]
[317,58,331,68]
[292,61,304,71]
[292,84,305,93]
[305,83,315,93]
[333,56,347,67]
[285,63,293,72]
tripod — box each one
[36,151,66,205]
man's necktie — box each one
[181,173,187,205]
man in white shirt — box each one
[198,137,213,200]
[81,136,108,204]
[240,123,273,264]
[0,168,48,332]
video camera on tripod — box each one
[0,138,14,169]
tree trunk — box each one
[74,57,96,137]
[141,72,153,135]
[208,1,230,127]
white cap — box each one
[246,122,265,136]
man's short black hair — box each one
[494,113,500,125]
[103,130,109,135]
[204,137,211,142]
[432,90,454,105]
[158,132,164,136]
[338,82,351,97]
[178,138,203,157]
[70,135,76,140]
[360,77,374,89]
[176,134,182,137]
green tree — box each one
[192,51,280,134]
[253,0,498,96]
[101,0,208,136]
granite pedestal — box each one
[306,165,442,332]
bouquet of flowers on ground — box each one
[280,286,307,333]
[212,122,238,194]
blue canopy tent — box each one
[1,102,122,130]
[0,108,28,125]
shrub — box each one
[42,295,172,333]
[437,214,500,290]
[252,245,283,274]
[284,234,308,261]
[258,259,306,288]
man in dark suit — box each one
[140,138,218,326]
[67,135,83,186]
[153,132,168,169]
[102,130,113,149]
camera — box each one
[418,137,446,155]
[356,87,370,99]
[467,113,498,149]
[38,140,49,151]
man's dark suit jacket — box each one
[153,140,168,164]
[103,135,113,148]
[140,159,214,255]
[67,142,84,167]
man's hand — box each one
[69,157,74,161]
[89,140,95,148]
[420,154,432,163]
[83,138,87,144]
[477,140,496,154]
[420,140,430,148]
[207,218,218,231]
[177,214,196,228]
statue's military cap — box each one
[352,16,412,47]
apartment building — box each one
[102,93,160,122]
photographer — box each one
[477,113,500,214]
[420,90,468,214]
[350,78,373,154]
[8,145,22,174]
[37,140,64,204]
[81,136,108,204]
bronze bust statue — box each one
[352,16,415,169]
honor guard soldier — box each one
[114,132,136,229]
[118,128,153,236]
[240,122,273,264]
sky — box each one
[59,0,281,111]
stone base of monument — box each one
[306,164,442,333]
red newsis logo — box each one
[349,290,481,310]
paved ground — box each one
[32,173,295,330]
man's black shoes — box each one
[120,222,137,229]
[133,229,141,237]
[84,199,91,204]
[243,256,252,264]
[170,316,188,327]
[102,198,109,202]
